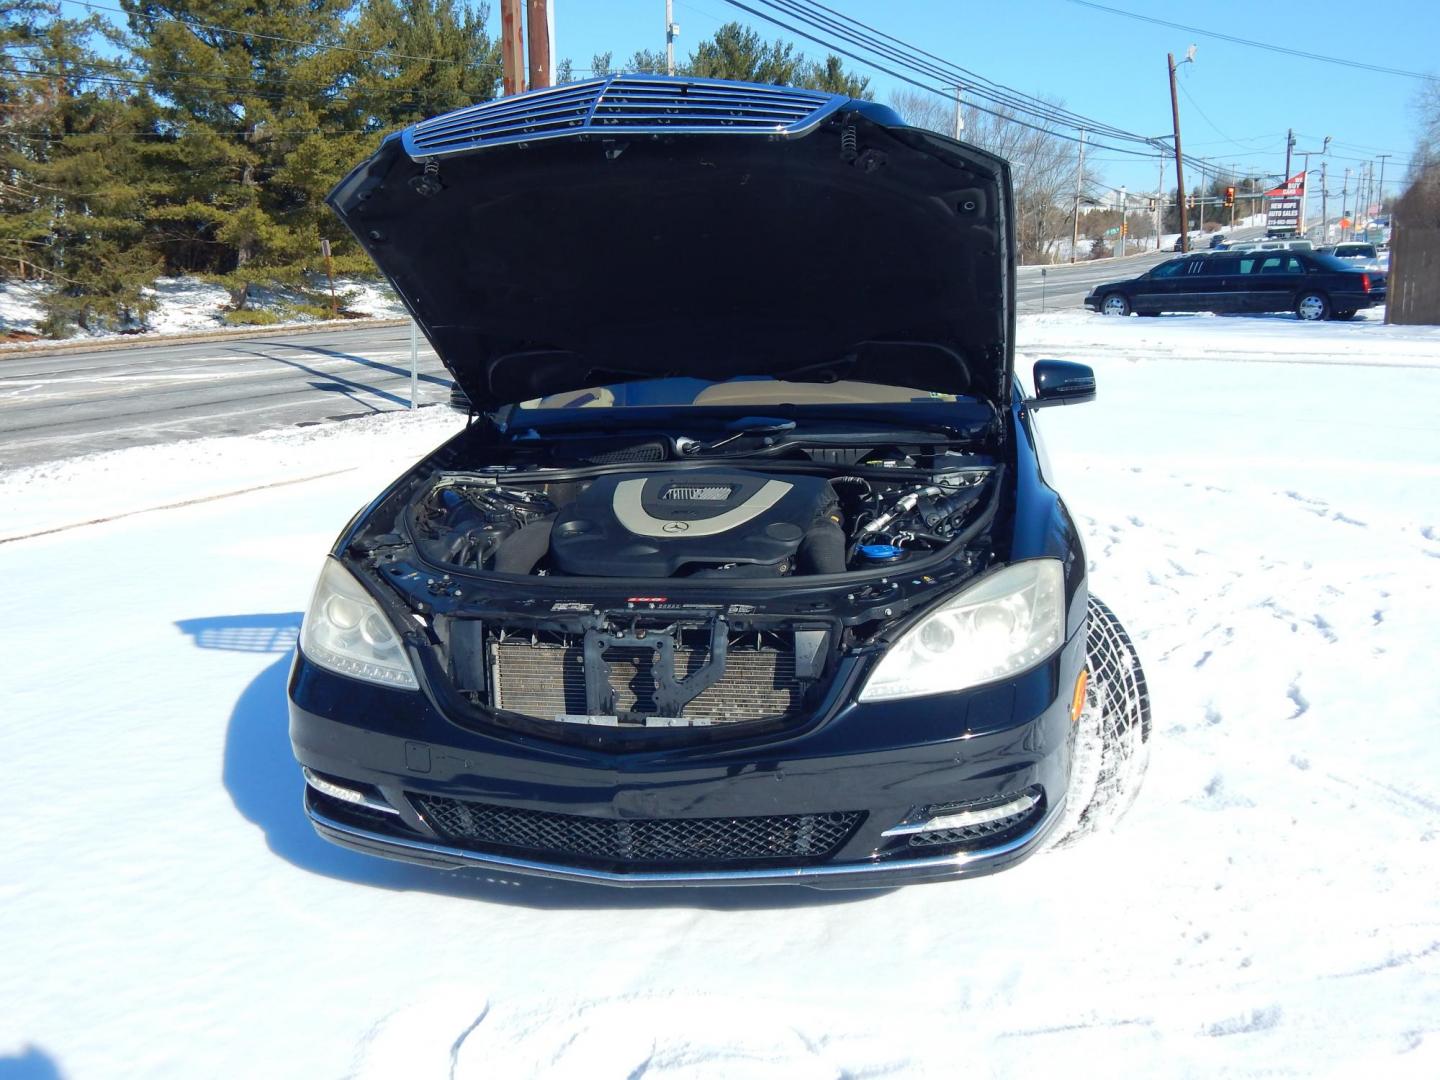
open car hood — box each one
[327,76,1015,412]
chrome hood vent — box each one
[403,76,845,159]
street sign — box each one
[1267,197,1301,231]
[1104,227,1120,236]
[1265,172,1306,199]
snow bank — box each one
[2,313,1439,1078]
[0,279,47,336]
[0,274,404,345]
[0,405,461,541]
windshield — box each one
[511,376,962,414]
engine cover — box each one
[550,470,835,577]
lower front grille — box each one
[490,637,803,724]
[411,794,863,868]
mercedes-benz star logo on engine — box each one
[662,521,690,533]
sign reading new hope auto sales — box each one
[1265,172,1306,233]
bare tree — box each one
[890,87,951,134]
[1413,79,1440,175]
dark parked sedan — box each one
[289,76,1151,889]
[1085,250,1385,320]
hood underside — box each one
[328,77,1014,411]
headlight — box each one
[300,558,419,690]
[858,559,1065,702]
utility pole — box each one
[1196,163,1204,233]
[1230,163,1238,228]
[1167,48,1193,251]
[1285,128,1294,180]
[526,0,551,89]
[665,0,679,76]
[1320,161,1328,240]
[1071,128,1085,264]
[1117,186,1127,256]
[1155,158,1165,250]
[500,0,525,95]
[1377,153,1390,216]
[1292,136,1328,237]
[952,85,964,139]
[1340,166,1351,238]
[1357,162,1368,237]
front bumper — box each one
[288,628,1084,888]
[304,783,1063,888]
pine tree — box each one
[688,23,805,85]
[555,23,870,97]
[0,4,160,334]
[343,0,500,130]
[120,0,364,308]
[798,54,870,98]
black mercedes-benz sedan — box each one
[289,76,1151,889]
[1084,249,1386,320]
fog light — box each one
[881,789,1041,837]
[303,768,399,814]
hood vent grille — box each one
[404,75,844,160]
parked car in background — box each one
[290,75,1153,890]
[1212,238,1314,255]
[1084,249,1385,320]
[1318,242,1382,271]
[1171,232,1204,251]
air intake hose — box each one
[492,518,554,574]
[798,520,847,575]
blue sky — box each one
[554,0,1437,200]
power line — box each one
[1176,80,1248,151]
[739,0,1234,178]
[1068,0,1439,82]
[769,0,1144,143]
[724,0,1187,166]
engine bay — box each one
[408,448,999,580]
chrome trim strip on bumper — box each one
[305,797,1058,887]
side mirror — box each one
[1025,360,1096,409]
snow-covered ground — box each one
[0,275,405,343]
[3,311,1440,1078]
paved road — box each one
[1,234,1263,470]
[1017,248,1171,312]
[0,324,452,469]
[1015,226,1266,313]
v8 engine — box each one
[410,456,997,580]
[551,470,842,577]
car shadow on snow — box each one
[0,1045,64,1080]
[183,613,881,911]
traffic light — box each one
[1120,222,1128,237]
[1224,186,1236,208]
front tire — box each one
[1101,293,1131,317]
[1295,292,1330,321]
[1048,597,1152,849]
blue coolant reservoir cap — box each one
[859,544,906,563]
